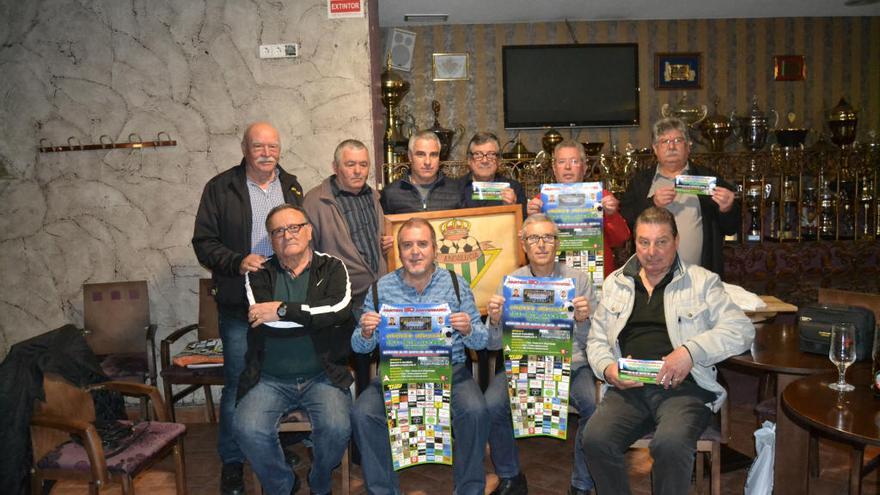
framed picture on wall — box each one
[774,55,806,81]
[432,53,469,81]
[654,52,702,90]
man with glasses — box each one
[193,122,303,495]
[620,117,740,278]
[483,214,598,495]
[526,139,631,278]
[234,204,353,495]
[459,131,527,215]
[381,130,463,214]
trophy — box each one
[818,178,837,239]
[699,96,734,152]
[731,96,779,152]
[380,58,411,182]
[428,100,464,161]
[781,178,799,240]
[541,129,563,153]
[661,91,708,129]
[745,182,762,242]
[801,187,818,240]
[598,143,634,196]
[774,112,810,148]
[827,97,858,148]
[859,176,874,239]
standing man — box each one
[380,130,463,214]
[583,207,753,494]
[302,139,393,392]
[620,117,740,278]
[350,218,490,494]
[234,204,353,495]
[459,131,527,215]
[527,139,631,278]
[484,214,598,495]
[193,122,303,495]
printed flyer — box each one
[501,275,575,439]
[540,182,605,286]
[378,303,453,470]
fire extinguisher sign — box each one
[328,0,364,18]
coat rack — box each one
[38,132,177,153]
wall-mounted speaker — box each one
[386,28,416,72]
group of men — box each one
[192,117,754,495]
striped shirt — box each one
[331,177,381,273]
[247,171,285,256]
[351,267,488,364]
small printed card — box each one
[172,338,224,368]
[471,181,509,201]
[617,357,663,383]
[674,175,716,195]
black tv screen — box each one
[502,43,640,129]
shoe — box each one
[567,485,590,495]
[290,474,301,494]
[220,462,245,495]
[490,472,528,495]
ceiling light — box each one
[403,14,448,23]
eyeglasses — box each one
[523,234,557,245]
[469,151,499,161]
[656,137,687,147]
[270,222,309,239]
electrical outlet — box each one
[258,43,299,59]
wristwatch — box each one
[276,302,287,318]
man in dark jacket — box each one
[192,121,303,494]
[234,204,353,495]
[380,130,462,214]
[459,131,527,217]
[620,117,740,278]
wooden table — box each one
[782,368,879,495]
[726,321,834,495]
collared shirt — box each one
[351,267,488,364]
[330,176,381,273]
[247,170,285,256]
[647,164,703,266]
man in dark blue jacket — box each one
[380,130,462,214]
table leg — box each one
[849,447,864,495]
[774,373,810,495]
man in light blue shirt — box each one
[351,217,489,494]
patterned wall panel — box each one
[385,17,879,158]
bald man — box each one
[193,121,304,495]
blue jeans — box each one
[485,363,596,490]
[218,308,248,464]
[351,364,489,495]
[233,373,352,495]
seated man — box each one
[459,131,527,216]
[233,204,353,495]
[351,217,489,494]
[484,214,599,495]
[583,207,754,495]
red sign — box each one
[328,0,362,17]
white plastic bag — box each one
[744,420,776,495]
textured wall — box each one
[0,1,373,357]
[387,17,880,157]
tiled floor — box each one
[49,369,879,494]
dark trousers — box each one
[582,382,714,495]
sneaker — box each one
[490,472,528,495]
[220,462,245,495]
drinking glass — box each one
[828,322,856,391]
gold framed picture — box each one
[774,55,806,81]
[432,52,469,81]
[654,52,702,90]
[385,205,525,314]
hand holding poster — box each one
[378,303,453,470]
[540,182,605,286]
[502,276,575,439]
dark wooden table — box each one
[726,321,834,495]
[782,368,880,495]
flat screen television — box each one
[502,43,640,129]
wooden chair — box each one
[83,281,158,389]
[596,381,728,495]
[30,373,187,494]
[160,279,223,422]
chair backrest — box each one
[818,288,880,323]
[32,374,96,460]
[83,281,150,355]
[198,278,220,340]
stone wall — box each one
[0,1,374,358]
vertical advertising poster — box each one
[540,182,605,287]
[501,276,575,439]
[378,303,453,470]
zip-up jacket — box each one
[587,255,754,411]
[192,160,303,311]
[380,173,462,214]
[237,252,354,399]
